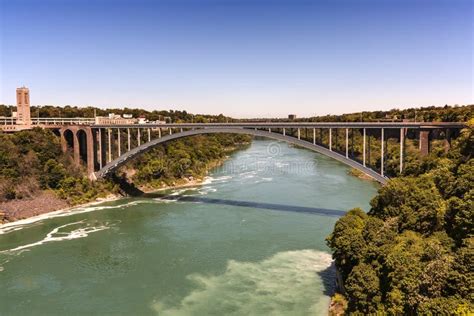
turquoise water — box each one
[0,140,379,315]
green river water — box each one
[0,140,379,315]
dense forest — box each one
[327,119,473,314]
[0,104,231,123]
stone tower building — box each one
[16,87,31,125]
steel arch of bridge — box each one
[94,127,389,183]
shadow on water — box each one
[143,193,347,217]
[317,261,337,296]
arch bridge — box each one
[56,122,465,184]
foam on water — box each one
[0,200,142,235]
[151,249,335,316]
[0,220,113,254]
[201,176,214,185]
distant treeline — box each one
[1,103,472,123]
[0,104,231,123]
[305,104,473,123]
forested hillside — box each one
[117,134,251,190]
[0,128,251,222]
[327,120,473,314]
[0,128,115,206]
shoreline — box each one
[0,194,122,232]
[0,176,212,230]
[0,155,230,228]
[1,147,367,227]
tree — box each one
[369,176,446,234]
[326,208,368,279]
[345,262,382,313]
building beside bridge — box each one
[0,87,32,131]
[95,113,136,125]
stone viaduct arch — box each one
[59,126,96,175]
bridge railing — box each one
[0,117,17,125]
[31,117,96,125]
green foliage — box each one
[0,129,116,205]
[41,159,67,189]
[130,134,251,188]
[345,262,382,313]
[327,123,474,314]
[326,208,368,279]
[369,176,446,234]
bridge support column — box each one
[148,128,151,142]
[283,128,285,136]
[100,128,106,168]
[59,129,67,153]
[313,128,316,145]
[86,128,95,178]
[329,128,332,151]
[137,129,141,146]
[73,129,80,165]
[444,128,451,153]
[381,128,384,177]
[107,128,112,163]
[351,130,354,158]
[117,129,121,157]
[127,128,131,151]
[419,129,430,156]
[345,128,348,158]
[169,128,172,135]
[368,132,371,166]
[98,129,103,169]
[268,128,271,133]
[297,128,300,140]
[400,128,404,173]
[158,128,161,138]
[363,128,366,167]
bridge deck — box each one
[93,122,466,129]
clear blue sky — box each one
[0,0,472,118]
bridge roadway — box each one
[89,121,466,184]
[94,127,390,183]
[3,120,464,184]
[93,121,465,129]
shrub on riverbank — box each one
[327,120,474,314]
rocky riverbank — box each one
[0,154,236,224]
[0,191,120,224]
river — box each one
[0,139,379,315]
